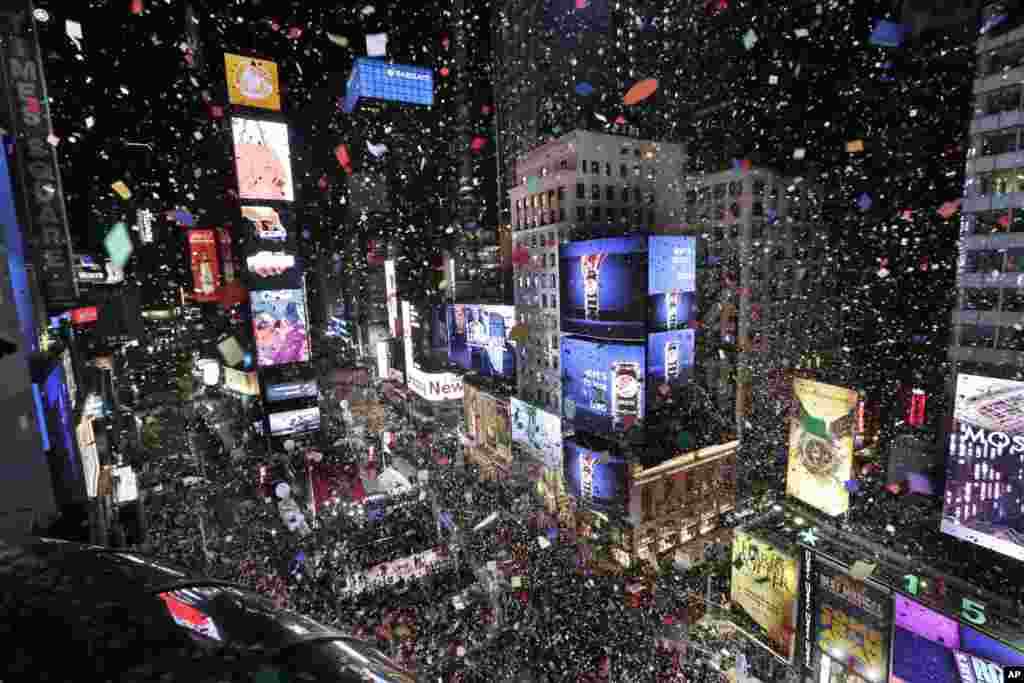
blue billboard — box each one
[563,438,628,514]
[343,59,434,113]
[265,380,319,402]
[646,329,694,397]
[561,336,644,434]
[560,236,648,340]
[648,235,696,332]
[447,304,516,377]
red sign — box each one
[70,307,98,325]
[188,229,220,302]
[216,228,237,284]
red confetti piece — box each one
[614,114,626,125]
[470,136,487,152]
[25,97,40,114]
[210,105,223,119]
[1000,214,1011,228]
[131,0,144,14]
[287,26,303,39]
[440,67,450,77]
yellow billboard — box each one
[730,529,798,661]
[223,366,260,397]
[786,378,858,516]
[464,383,512,474]
[225,53,281,111]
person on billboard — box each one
[254,312,285,364]
[272,302,308,364]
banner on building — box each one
[187,229,220,302]
[730,529,798,661]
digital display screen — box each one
[232,118,294,202]
[560,236,648,340]
[563,439,628,514]
[942,374,1024,563]
[814,558,891,683]
[224,53,281,111]
[561,336,644,434]
[187,229,220,302]
[266,380,319,402]
[343,58,434,113]
[447,304,517,377]
[251,289,310,366]
[891,595,1024,682]
[510,398,563,470]
[268,407,321,435]
[648,235,697,332]
[646,329,694,401]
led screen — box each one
[268,407,321,436]
[266,380,318,402]
[560,236,648,340]
[343,58,434,113]
[563,438,628,514]
[510,398,563,470]
[232,118,294,202]
[891,594,1024,683]
[251,289,310,366]
[943,374,1024,563]
[731,530,798,662]
[646,329,694,401]
[648,235,697,332]
[447,304,516,377]
[224,53,281,111]
[187,229,220,302]
[561,336,644,434]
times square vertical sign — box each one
[0,2,77,307]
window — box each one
[591,161,600,174]
[591,184,600,200]
[557,186,565,201]
[621,186,630,202]
[606,207,617,221]
[633,164,641,176]
[560,159,569,169]
[647,209,655,225]
[541,294,547,307]
[590,206,601,220]
[977,170,1020,195]
[576,206,586,221]
[713,184,727,200]
[548,230,556,243]
[576,183,585,199]
[581,158,587,173]
[982,130,1020,156]
[531,235,537,248]
[985,85,1022,116]
[752,201,764,217]
[728,181,741,196]
[548,253,556,267]
[606,186,615,201]
[620,164,628,178]
[605,162,612,176]
[753,180,766,196]
[558,207,566,221]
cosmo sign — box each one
[402,300,463,402]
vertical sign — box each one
[385,259,399,337]
[187,229,220,302]
[0,1,77,307]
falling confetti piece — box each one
[846,139,864,153]
[470,136,486,151]
[131,0,144,14]
[367,141,388,157]
[614,115,626,125]
[575,0,589,7]
[104,222,133,268]
[85,116,95,129]
[575,82,594,96]
[361,5,376,16]
[622,78,657,105]
[439,67,450,77]
[174,209,195,226]
[844,479,860,493]
[857,192,872,211]
[286,26,303,40]
[366,32,388,57]
[526,176,539,193]
[594,112,608,123]
[65,20,83,41]
[742,29,758,50]
[937,199,961,219]
[46,133,59,147]
[111,181,131,199]
[335,144,352,174]
[327,33,349,48]
[870,19,904,48]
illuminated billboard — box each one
[222,367,259,397]
[385,259,399,337]
[402,300,463,401]
[342,58,434,113]
[731,530,798,662]
[648,235,697,332]
[561,336,644,434]
[224,53,281,111]
[563,438,629,515]
[787,379,858,517]
[511,397,563,470]
[891,594,1024,683]
[251,289,310,367]
[943,374,1024,563]
[265,379,318,402]
[187,229,220,302]
[560,236,648,340]
[268,406,320,436]
[646,329,694,401]
[447,304,517,377]
[464,384,513,474]
[232,118,294,202]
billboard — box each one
[224,53,281,111]
[891,594,1024,683]
[563,438,629,515]
[648,235,697,332]
[510,398,563,470]
[342,58,434,113]
[187,229,220,302]
[464,384,512,472]
[787,379,858,517]
[0,3,78,307]
[251,289,310,366]
[377,340,390,380]
[402,300,463,401]
[560,236,648,340]
[265,379,318,402]
[646,329,694,401]
[268,406,320,436]
[731,529,798,662]
[231,117,294,202]
[447,304,516,377]
[942,374,1024,563]
[222,366,259,397]
[385,259,399,337]
[70,306,98,325]
[216,228,237,285]
[561,336,645,434]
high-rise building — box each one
[509,130,686,412]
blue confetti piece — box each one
[175,209,195,226]
[869,20,904,48]
[547,527,558,541]
[440,511,454,530]
[857,193,873,211]
[575,82,594,96]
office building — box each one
[509,130,686,412]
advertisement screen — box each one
[447,304,516,377]
[251,289,310,366]
[563,439,628,514]
[71,306,98,325]
[266,380,318,402]
[385,260,399,337]
[646,329,694,400]
[268,407,321,435]
[343,58,435,113]
[787,379,858,517]
[560,236,648,340]
[62,350,76,410]
[648,236,697,332]
[464,384,512,471]
[942,374,1024,563]
[891,594,1024,682]
[731,530,798,662]
[561,336,645,434]
[224,53,281,111]
[188,229,221,302]
[232,118,294,202]
[403,301,464,401]
[510,398,563,470]
[215,228,237,285]
[222,367,260,397]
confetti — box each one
[622,78,657,105]
[111,180,131,199]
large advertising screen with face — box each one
[447,304,516,377]
[648,235,697,332]
[646,329,694,402]
[232,117,294,202]
[251,289,310,367]
[891,594,1024,682]
[268,407,321,436]
[943,374,1024,563]
[563,438,628,515]
[560,236,648,340]
[511,398,563,470]
[731,530,798,662]
[561,336,645,434]
[187,229,220,302]
[787,379,858,517]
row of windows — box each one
[579,158,657,179]
[964,248,1024,274]
[971,127,1024,157]
[515,231,558,249]
[959,325,1024,351]
[977,84,1023,117]
[977,40,1024,79]
[517,270,557,288]
[962,287,1024,312]
[685,180,786,203]
[974,169,1024,195]
[968,210,1024,234]
[575,183,656,203]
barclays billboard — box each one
[343,58,434,113]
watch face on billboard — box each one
[648,236,697,332]
[232,118,294,202]
[561,336,645,435]
[560,236,648,340]
[563,439,628,514]
[646,329,694,402]
[251,289,310,367]
[943,374,1024,563]
[225,53,281,111]
[787,379,858,517]
[447,304,517,377]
